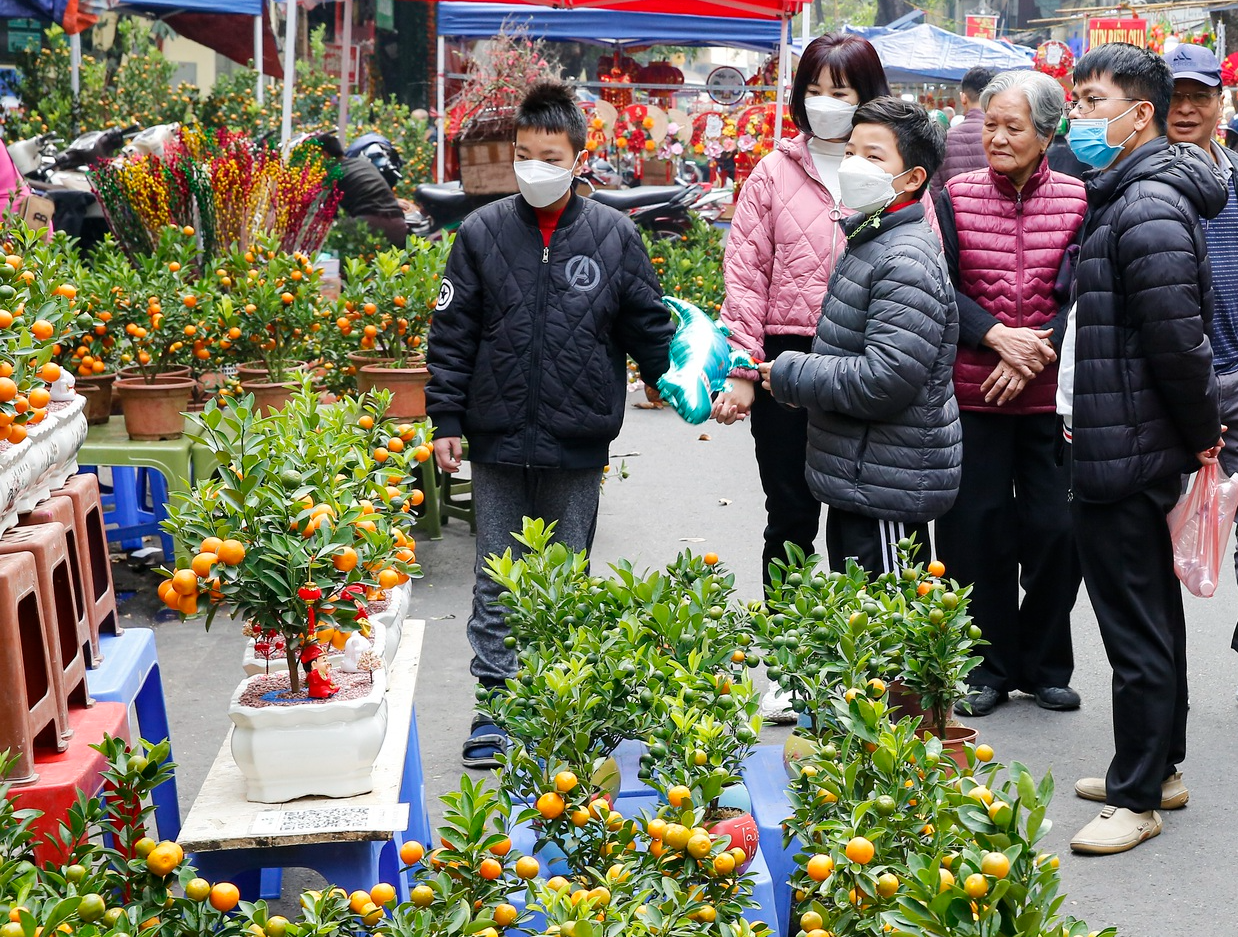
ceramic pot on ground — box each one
[592,755,621,800]
[228,665,390,802]
[0,434,34,537]
[75,372,116,425]
[114,377,195,440]
[117,365,192,382]
[357,362,430,420]
[236,361,308,384]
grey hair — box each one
[979,70,1065,140]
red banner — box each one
[1087,17,1148,50]
[965,14,998,39]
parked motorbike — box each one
[8,124,139,250]
[346,133,404,188]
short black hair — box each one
[311,132,344,159]
[790,33,891,135]
[961,66,999,100]
[515,80,587,153]
[1073,42,1172,134]
[852,96,946,197]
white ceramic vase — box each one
[15,394,88,513]
[0,437,34,538]
[228,665,389,803]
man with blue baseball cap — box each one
[1162,45,1238,669]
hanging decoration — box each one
[1223,51,1238,86]
[1033,40,1073,80]
[636,60,685,110]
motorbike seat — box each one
[414,183,472,211]
[589,186,684,210]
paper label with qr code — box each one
[249,804,410,836]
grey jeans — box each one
[468,462,603,686]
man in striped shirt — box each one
[1163,45,1238,659]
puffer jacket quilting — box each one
[720,133,940,371]
[769,202,962,523]
[945,159,1086,413]
[425,192,674,469]
[1071,138,1224,502]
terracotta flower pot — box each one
[920,723,979,775]
[347,351,393,369]
[114,377,195,441]
[358,362,430,420]
[236,361,307,384]
[75,372,116,425]
[240,379,298,416]
[707,810,759,873]
[117,365,192,382]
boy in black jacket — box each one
[426,80,674,768]
[761,98,961,578]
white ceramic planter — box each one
[228,666,389,803]
[0,437,34,538]
[15,394,88,513]
[239,581,410,675]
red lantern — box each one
[637,60,684,110]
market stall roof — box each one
[438,1,785,50]
[423,0,803,20]
[794,23,1033,84]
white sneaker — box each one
[758,685,796,725]
[1070,805,1162,855]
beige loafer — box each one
[1070,806,1162,855]
[1074,772,1189,810]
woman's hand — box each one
[983,323,1056,378]
[981,360,1029,406]
[712,378,756,424]
[757,361,774,393]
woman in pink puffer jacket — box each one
[713,33,937,590]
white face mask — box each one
[513,155,581,208]
[837,155,914,215]
[804,95,857,141]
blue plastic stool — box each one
[200,700,430,903]
[742,746,795,935]
[81,466,176,559]
[86,629,180,842]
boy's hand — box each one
[434,436,463,473]
[757,361,774,393]
[712,378,755,424]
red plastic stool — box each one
[0,523,91,739]
[54,474,120,649]
[4,701,130,865]
[0,553,62,782]
[20,497,97,667]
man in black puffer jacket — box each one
[427,81,673,768]
[1058,43,1225,857]
[764,97,960,577]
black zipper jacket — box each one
[426,191,673,469]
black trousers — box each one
[1073,474,1187,812]
[935,412,1080,692]
[825,507,930,578]
[751,334,822,586]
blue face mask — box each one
[1066,103,1140,170]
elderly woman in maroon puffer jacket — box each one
[934,69,1088,719]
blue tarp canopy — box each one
[438,1,785,51]
[112,0,260,13]
[795,23,1033,84]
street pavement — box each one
[130,397,1238,936]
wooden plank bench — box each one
[178,620,428,901]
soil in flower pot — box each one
[75,372,116,425]
[358,362,430,420]
[113,377,195,441]
[241,379,297,416]
[234,668,376,706]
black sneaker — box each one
[957,686,1008,717]
[1034,686,1081,711]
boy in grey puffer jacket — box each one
[761,97,961,576]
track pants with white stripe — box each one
[823,508,931,578]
